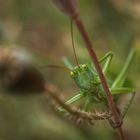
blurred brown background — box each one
[0,0,140,140]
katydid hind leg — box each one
[120,92,135,121]
[110,87,135,95]
[111,48,136,88]
[110,87,136,121]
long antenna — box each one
[70,19,79,67]
[42,65,70,72]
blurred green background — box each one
[0,0,140,140]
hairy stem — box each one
[44,85,112,123]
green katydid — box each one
[58,21,136,122]
[62,47,136,121]
[45,22,136,123]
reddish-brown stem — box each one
[72,15,126,140]
[117,128,126,140]
[50,1,126,139]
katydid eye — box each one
[82,64,88,70]
[70,71,75,77]
[70,70,78,77]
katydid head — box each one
[70,64,100,90]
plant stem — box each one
[50,1,126,139]
[72,15,126,140]
[117,127,126,140]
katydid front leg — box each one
[58,93,85,112]
[99,52,114,75]
[65,93,85,105]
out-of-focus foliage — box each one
[0,0,140,140]
[0,94,89,140]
